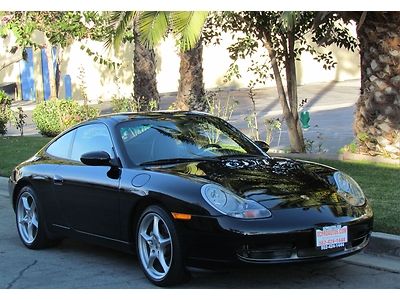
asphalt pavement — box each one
[1,177,399,289]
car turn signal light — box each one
[171,212,192,220]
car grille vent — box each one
[237,234,370,261]
[239,243,294,260]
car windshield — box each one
[117,114,264,165]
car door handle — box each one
[31,175,50,181]
[53,175,64,185]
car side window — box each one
[70,123,114,162]
[46,130,75,159]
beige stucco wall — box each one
[0,29,135,101]
[0,32,23,96]
[156,28,360,93]
[295,23,360,85]
[0,23,360,101]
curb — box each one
[0,176,399,258]
[340,152,400,166]
[366,232,400,258]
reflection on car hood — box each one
[145,156,346,209]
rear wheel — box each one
[136,205,189,286]
[16,186,57,249]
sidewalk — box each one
[5,80,361,153]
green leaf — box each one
[138,11,169,49]
[279,11,302,33]
[170,11,209,51]
[105,11,135,50]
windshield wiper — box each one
[140,157,216,166]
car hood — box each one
[145,156,345,209]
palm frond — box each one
[137,11,169,49]
[280,11,299,32]
[104,11,135,50]
[170,11,209,52]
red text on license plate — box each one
[316,225,348,250]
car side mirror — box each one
[81,151,115,167]
[254,140,270,152]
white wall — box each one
[156,26,360,93]
[1,23,360,101]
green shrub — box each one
[33,100,99,137]
[0,114,9,135]
[0,90,12,135]
[112,95,158,113]
[111,97,138,113]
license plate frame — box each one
[315,225,348,250]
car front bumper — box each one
[176,204,373,267]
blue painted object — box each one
[64,75,72,99]
[20,47,35,101]
[51,47,57,75]
[41,48,51,100]
[51,47,59,96]
[41,47,59,100]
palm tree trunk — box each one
[176,39,205,111]
[355,12,400,159]
[133,26,160,111]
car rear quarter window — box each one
[70,123,114,162]
[46,130,75,159]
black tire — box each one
[136,205,190,286]
[15,186,59,249]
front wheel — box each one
[16,186,56,249]
[136,205,189,286]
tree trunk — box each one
[176,39,205,111]
[286,31,305,152]
[264,33,305,153]
[0,55,22,72]
[133,27,160,111]
[55,46,63,97]
[44,40,57,100]
[355,12,400,159]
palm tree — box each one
[137,11,208,110]
[316,12,400,159]
[176,39,205,110]
[353,12,400,159]
[107,11,208,111]
[106,12,160,110]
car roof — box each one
[82,111,213,126]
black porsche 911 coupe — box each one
[9,111,373,286]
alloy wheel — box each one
[17,191,39,244]
[138,212,173,280]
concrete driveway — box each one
[1,177,400,289]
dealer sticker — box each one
[316,225,348,250]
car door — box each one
[42,129,78,228]
[54,123,121,239]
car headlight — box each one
[333,171,366,206]
[201,184,272,219]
